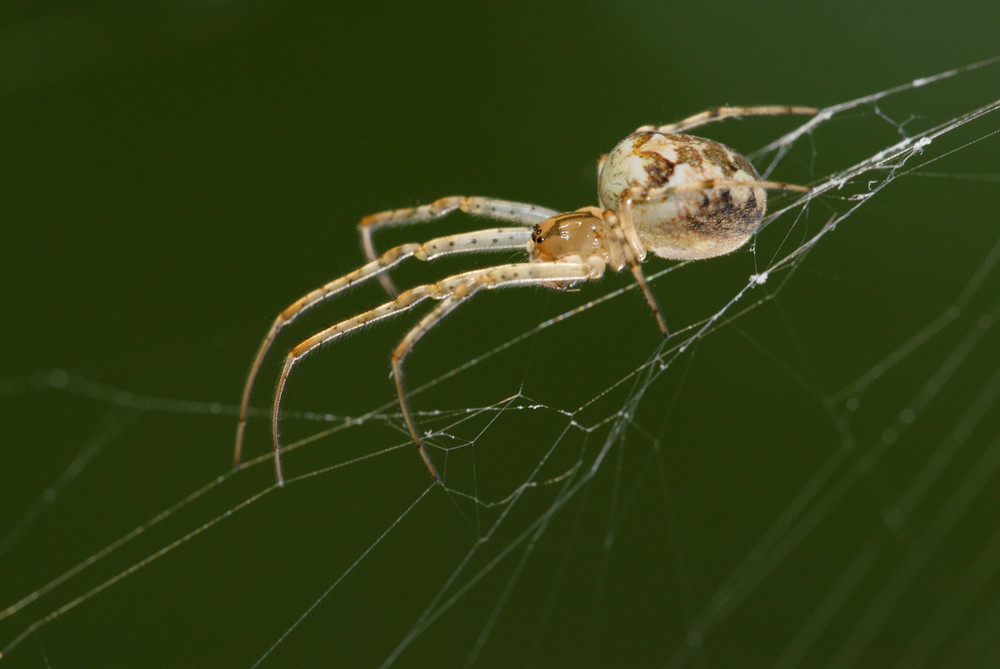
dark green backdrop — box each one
[2,1,999,667]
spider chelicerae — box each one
[235,105,817,485]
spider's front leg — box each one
[269,260,599,485]
[388,259,610,482]
[235,227,532,471]
[358,196,557,296]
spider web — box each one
[2,57,1000,667]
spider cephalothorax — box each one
[234,105,816,485]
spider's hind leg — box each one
[635,105,817,135]
[602,202,669,337]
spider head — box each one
[528,209,608,264]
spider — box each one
[235,105,817,486]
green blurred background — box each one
[2,1,999,666]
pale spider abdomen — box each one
[598,132,767,260]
